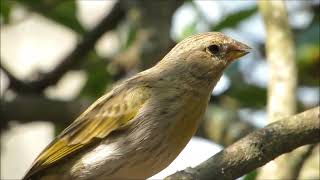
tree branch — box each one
[0,61,31,92]
[0,1,125,94]
[258,0,299,179]
[165,107,320,180]
[260,0,297,128]
[292,144,318,179]
[0,95,91,130]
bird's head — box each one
[158,32,251,84]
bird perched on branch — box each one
[23,32,250,180]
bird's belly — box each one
[38,126,193,180]
[70,123,201,179]
[65,95,207,179]
[69,135,178,179]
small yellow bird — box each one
[23,32,250,180]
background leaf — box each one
[212,7,257,31]
[0,0,13,24]
[17,0,85,34]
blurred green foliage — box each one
[227,83,267,108]
[0,0,12,24]
[212,6,257,31]
[1,0,85,34]
[123,23,138,50]
[244,170,258,180]
[181,21,197,39]
[296,23,320,86]
[80,52,111,99]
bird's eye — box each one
[207,44,220,55]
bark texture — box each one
[165,107,320,180]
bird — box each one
[23,32,250,180]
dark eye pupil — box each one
[208,44,220,54]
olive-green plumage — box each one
[23,32,250,180]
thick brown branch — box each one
[1,1,125,94]
[165,107,320,180]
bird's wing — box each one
[23,86,151,179]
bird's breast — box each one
[166,92,208,155]
[139,89,208,165]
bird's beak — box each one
[226,41,251,61]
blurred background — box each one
[0,0,319,179]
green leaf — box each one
[16,0,85,34]
[80,52,111,98]
[244,170,258,180]
[297,23,320,44]
[227,83,267,108]
[123,24,137,50]
[0,0,13,24]
[181,21,197,40]
[212,6,257,31]
[48,1,84,34]
[296,22,320,86]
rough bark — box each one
[165,107,320,180]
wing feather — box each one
[23,86,150,179]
